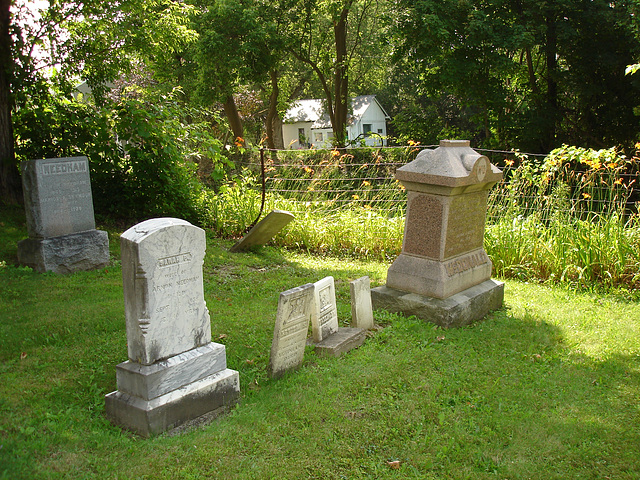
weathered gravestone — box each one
[371,140,504,328]
[267,283,314,378]
[229,209,294,253]
[105,218,239,437]
[309,276,365,357]
[17,156,109,273]
[350,276,374,330]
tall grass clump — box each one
[486,145,640,289]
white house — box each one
[282,95,390,149]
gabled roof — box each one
[284,95,389,129]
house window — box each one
[363,124,372,136]
[314,132,323,142]
[377,129,383,134]
[298,128,306,146]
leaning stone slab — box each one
[371,279,504,328]
[350,276,374,330]
[310,276,339,343]
[230,209,294,252]
[106,217,239,436]
[17,156,109,273]
[268,283,314,378]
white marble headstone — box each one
[268,283,314,378]
[350,276,374,330]
[121,218,211,365]
[311,276,339,342]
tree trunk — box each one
[223,94,244,145]
[0,0,21,205]
[332,3,352,148]
[265,69,280,152]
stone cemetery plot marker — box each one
[371,140,504,328]
[229,209,294,252]
[17,156,109,273]
[105,218,240,437]
[350,276,374,330]
[268,283,315,378]
[309,276,366,358]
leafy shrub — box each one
[13,89,231,226]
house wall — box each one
[350,102,387,147]
[282,122,313,149]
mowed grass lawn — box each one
[1,203,639,479]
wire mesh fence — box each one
[232,144,639,223]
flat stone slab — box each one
[17,229,109,274]
[371,279,504,328]
[105,368,240,437]
[309,327,366,358]
[230,210,294,252]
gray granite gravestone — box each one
[371,140,504,327]
[267,283,314,378]
[309,276,365,357]
[105,218,239,437]
[17,156,109,273]
[350,276,374,330]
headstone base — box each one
[17,229,109,273]
[105,368,240,437]
[371,279,504,328]
[308,327,366,358]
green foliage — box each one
[13,88,231,225]
[390,0,640,151]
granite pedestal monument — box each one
[105,218,240,437]
[372,140,504,327]
[17,156,109,273]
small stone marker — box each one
[371,140,504,327]
[311,276,339,342]
[310,276,365,358]
[105,218,239,437]
[229,209,294,252]
[267,283,314,378]
[350,276,374,330]
[17,156,109,273]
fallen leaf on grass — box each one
[218,334,228,340]
[20,352,27,360]
[386,460,401,469]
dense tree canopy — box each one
[2,0,640,204]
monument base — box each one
[371,279,504,328]
[17,229,109,274]
[308,327,366,358]
[105,368,240,437]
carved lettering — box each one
[157,252,193,268]
[445,252,488,277]
[42,160,87,176]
